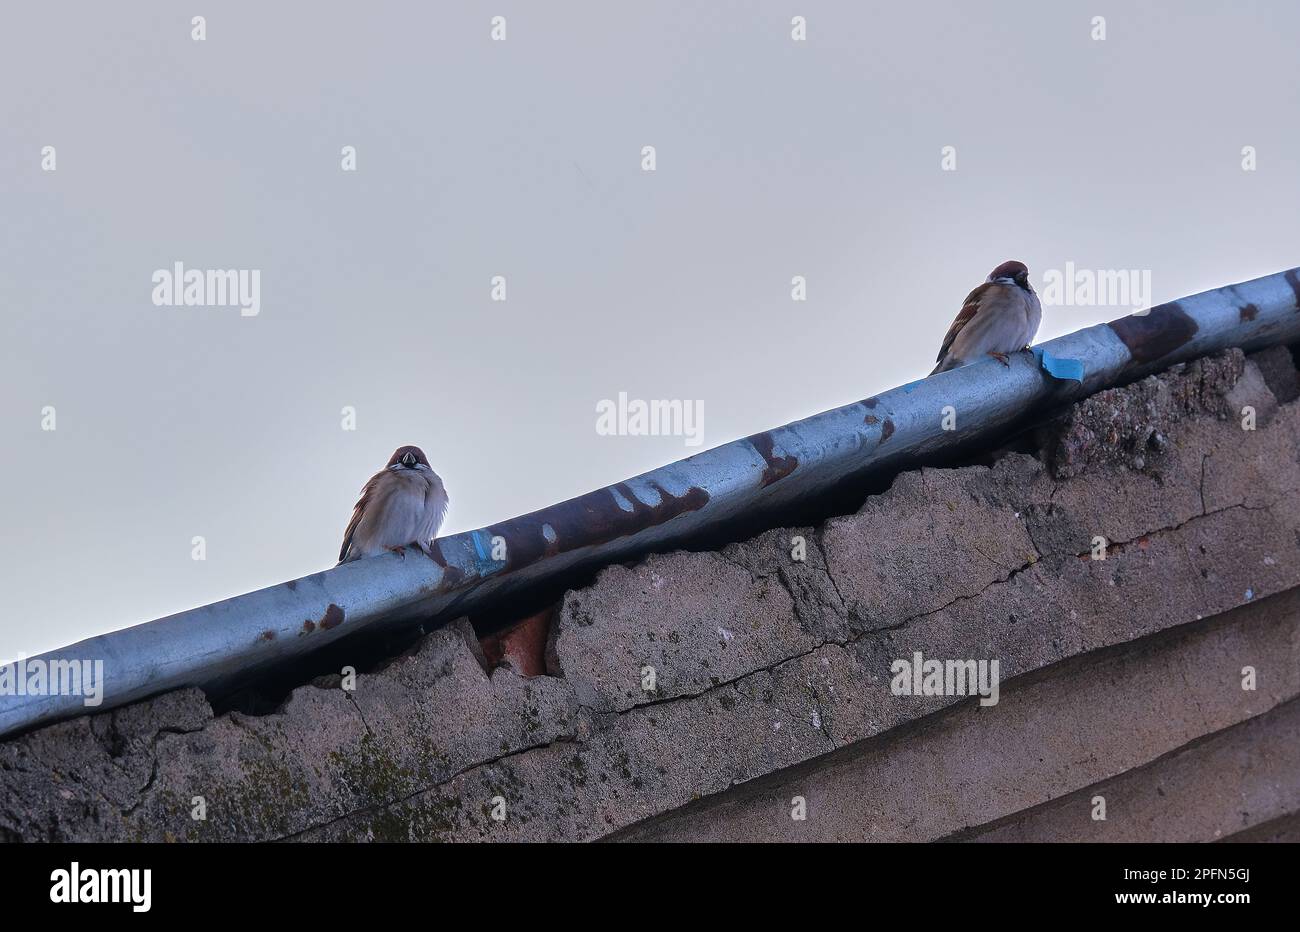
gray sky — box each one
[2,1,1298,661]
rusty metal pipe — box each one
[2,267,1298,739]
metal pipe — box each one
[3,267,1298,739]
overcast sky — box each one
[2,1,1298,661]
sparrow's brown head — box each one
[987,260,1031,291]
[387,445,431,470]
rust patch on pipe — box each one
[423,541,465,586]
[259,630,276,641]
[879,418,896,443]
[285,579,298,592]
[862,397,879,409]
[749,431,798,488]
[301,620,316,635]
[864,414,880,425]
[1239,303,1259,322]
[1108,302,1199,366]
[485,482,710,572]
[318,604,345,631]
[1286,269,1300,309]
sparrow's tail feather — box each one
[930,357,956,376]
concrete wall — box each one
[618,591,1300,841]
[2,346,1297,842]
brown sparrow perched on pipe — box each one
[338,445,448,563]
[931,260,1042,374]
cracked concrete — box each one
[618,586,1300,842]
[1,348,1298,842]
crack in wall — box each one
[269,728,582,842]
[344,692,374,737]
[121,722,208,817]
[812,531,851,613]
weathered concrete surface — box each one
[1222,811,1300,843]
[616,589,1300,841]
[1,348,1297,842]
[959,694,1300,843]
[0,620,580,842]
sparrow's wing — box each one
[339,470,385,563]
[935,283,992,364]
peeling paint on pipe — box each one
[3,267,1298,738]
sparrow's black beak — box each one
[401,452,417,468]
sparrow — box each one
[338,445,449,563]
[931,260,1042,375]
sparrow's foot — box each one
[989,350,1011,367]
[386,545,407,560]
[417,540,435,559]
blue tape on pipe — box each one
[1034,347,1085,383]
[471,530,506,575]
